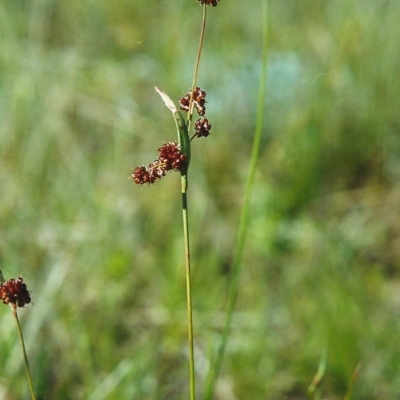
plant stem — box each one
[203,1,269,398]
[12,307,36,400]
[179,7,207,397]
[307,349,328,400]
[181,173,196,400]
[187,6,207,133]
[344,362,362,400]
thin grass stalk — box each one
[12,308,36,400]
[181,7,208,400]
[343,362,362,400]
[180,173,196,400]
[133,6,210,399]
[307,349,328,400]
[188,6,207,133]
[203,1,269,398]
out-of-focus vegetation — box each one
[1,0,400,398]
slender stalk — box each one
[204,1,269,398]
[181,173,196,400]
[178,7,207,399]
[155,87,195,398]
[343,362,362,400]
[188,6,207,133]
[12,307,36,400]
[307,349,328,400]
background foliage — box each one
[1,0,400,399]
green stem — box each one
[307,349,328,400]
[12,307,36,400]
[203,1,269,398]
[187,6,207,133]
[343,362,362,400]
[181,174,196,400]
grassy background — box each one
[1,0,400,399]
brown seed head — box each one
[198,0,220,7]
[0,277,32,309]
[179,87,207,116]
[194,118,212,138]
[131,142,187,185]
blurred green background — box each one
[1,0,400,399]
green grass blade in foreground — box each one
[343,362,362,400]
[203,1,269,398]
[307,349,328,400]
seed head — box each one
[194,118,212,138]
[158,142,188,172]
[198,0,220,6]
[179,87,207,116]
[131,142,187,185]
[0,277,32,309]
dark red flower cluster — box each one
[179,87,207,116]
[194,118,212,138]
[132,142,187,185]
[198,0,219,6]
[0,277,31,309]
[179,87,212,138]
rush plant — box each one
[131,0,268,399]
[131,3,218,399]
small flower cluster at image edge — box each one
[132,87,212,185]
[0,277,32,309]
[198,0,220,6]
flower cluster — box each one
[132,86,212,185]
[179,87,207,116]
[132,142,187,185]
[179,86,212,138]
[0,277,32,309]
[198,0,220,6]
[194,118,212,138]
